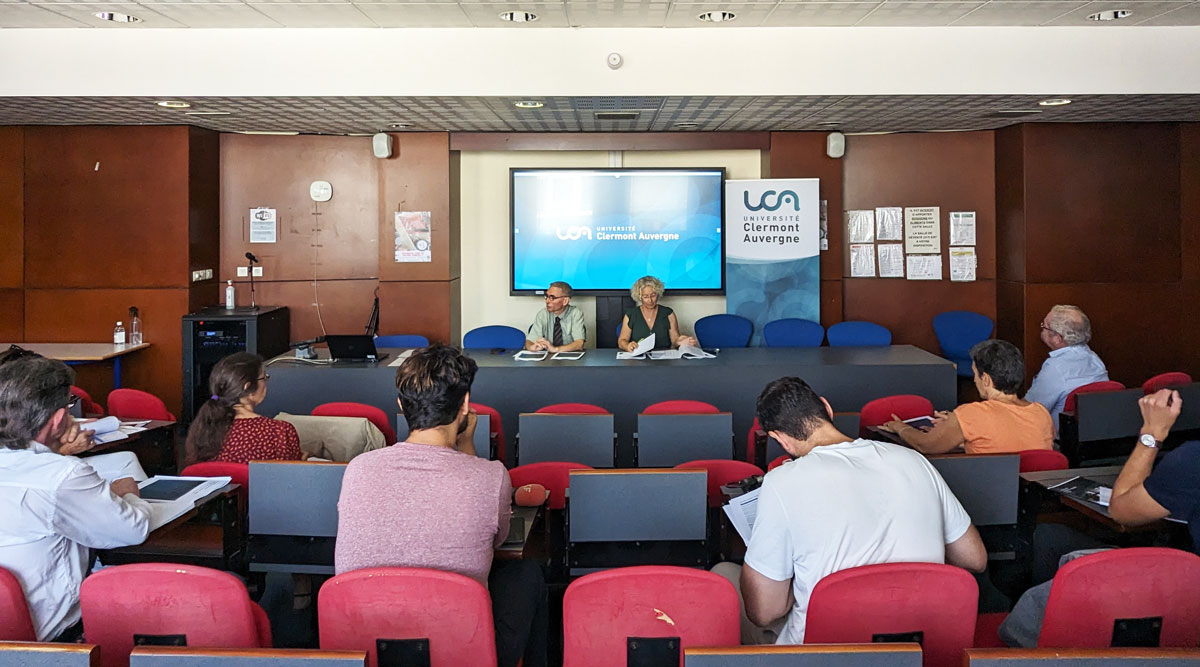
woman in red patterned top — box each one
[184,352,303,464]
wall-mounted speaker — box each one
[826,132,846,159]
[372,133,393,159]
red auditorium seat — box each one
[858,394,934,438]
[536,402,609,414]
[471,402,507,463]
[180,461,250,489]
[643,400,720,414]
[106,388,176,421]
[767,454,791,471]
[675,459,764,507]
[319,567,496,667]
[0,566,35,641]
[1018,449,1069,473]
[1062,381,1126,414]
[1142,372,1192,395]
[509,461,594,510]
[71,385,105,417]
[312,402,398,445]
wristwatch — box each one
[1137,433,1160,449]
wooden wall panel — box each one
[1023,283,1184,387]
[188,127,221,281]
[23,126,191,289]
[995,280,1026,347]
[768,132,846,280]
[238,279,380,344]
[0,289,22,341]
[220,134,379,283]
[24,288,191,414]
[994,125,1026,283]
[843,278,996,355]
[819,280,842,329]
[1021,123,1180,284]
[0,128,22,289]
[377,279,457,345]
[377,133,455,282]
[1182,124,1200,281]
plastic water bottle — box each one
[128,307,143,345]
[113,321,126,345]
[225,280,236,309]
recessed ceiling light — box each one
[387,122,413,129]
[94,11,141,23]
[514,100,544,109]
[1038,98,1072,107]
[673,122,700,129]
[155,100,191,109]
[499,10,538,22]
[697,10,736,22]
[184,111,231,116]
[994,109,1043,115]
[816,121,842,127]
[1087,9,1132,21]
[236,131,300,136]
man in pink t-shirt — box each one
[335,344,546,667]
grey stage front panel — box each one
[685,647,922,667]
[637,413,733,466]
[929,455,1019,526]
[568,470,707,542]
[0,647,97,667]
[249,462,346,537]
[518,414,614,467]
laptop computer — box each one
[324,334,389,363]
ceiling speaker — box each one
[372,133,393,159]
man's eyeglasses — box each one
[544,294,567,301]
[257,374,270,382]
[1039,323,1059,335]
[67,393,81,410]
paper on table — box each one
[950,211,976,246]
[147,500,194,532]
[77,416,128,444]
[850,243,875,277]
[877,243,904,278]
[137,476,230,506]
[906,254,942,280]
[616,333,655,359]
[722,486,760,543]
[386,349,416,367]
[551,350,586,360]
[949,247,977,282]
[650,344,715,360]
[513,350,548,361]
[846,210,875,243]
[875,206,903,241]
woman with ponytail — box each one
[185,352,303,465]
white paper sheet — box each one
[650,344,716,360]
[906,254,942,280]
[617,333,655,359]
[846,210,875,244]
[513,350,548,361]
[722,486,761,543]
[950,247,977,282]
[850,243,876,277]
[875,206,903,241]
[386,349,416,367]
[551,350,586,360]
[950,211,977,246]
[877,243,905,278]
[904,207,941,254]
[249,208,277,244]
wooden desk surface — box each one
[1021,466,1130,531]
[1,342,150,361]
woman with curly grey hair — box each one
[617,275,700,351]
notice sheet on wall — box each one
[850,243,876,277]
[904,207,941,254]
[950,211,977,246]
[877,244,905,278]
[847,210,875,244]
[394,211,432,263]
[249,208,277,244]
[950,247,977,282]
[906,254,942,280]
[820,199,829,251]
[875,207,903,241]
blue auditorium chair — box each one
[826,321,892,347]
[373,334,429,348]
[932,310,994,376]
[762,318,825,347]
[463,325,526,350]
[694,314,753,348]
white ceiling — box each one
[2,0,1199,28]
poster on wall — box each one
[875,207,903,241]
[249,208,277,244]
[726,179,821,345]
[950,211,976,246]
[394,211,432,263]
[906,254,942,280]
[950,247,977,282]
[846,210,875,244]
[850,244,875,277]
[904,207,941,254]
[878,244,904,278]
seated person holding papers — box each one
[525,280,585,353]
[713,376,986,645]
[618,274,699,352]
[882,339,1054,455]
[335,344,547,667]
[185,352,303,464]
[0,349,151,642]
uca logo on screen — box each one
[555,225,594,240]
[744,189,801,212]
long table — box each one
[261,346,956,466]
[1,342,150,389]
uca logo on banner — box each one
[744,189,802,212]
[555,225,594,240]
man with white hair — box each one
[1025,305,1109,430]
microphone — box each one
[514,483,547,507]
[289,335,325,349]
[245,252,260,264]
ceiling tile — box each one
[0,3,92,25]
[1135,1,1200,24]
[458,2,570,25]
[565,0,671,27]
[665,3,778,26]
[1042,0,1192,25]
[354,2,471,25]
[855,0,982,24]
[244,1,378,25]
[763,2,879,25]
[142,3,284,25]
[25,2,186,25]
[951,1,1088,25]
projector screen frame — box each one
[508,166,727,297]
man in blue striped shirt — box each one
[1024,305,1109,432]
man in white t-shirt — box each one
[715,376,988,645]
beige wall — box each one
[458,149,763,347]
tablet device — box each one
[139,479,207,502]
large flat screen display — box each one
[511,168,725,295]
